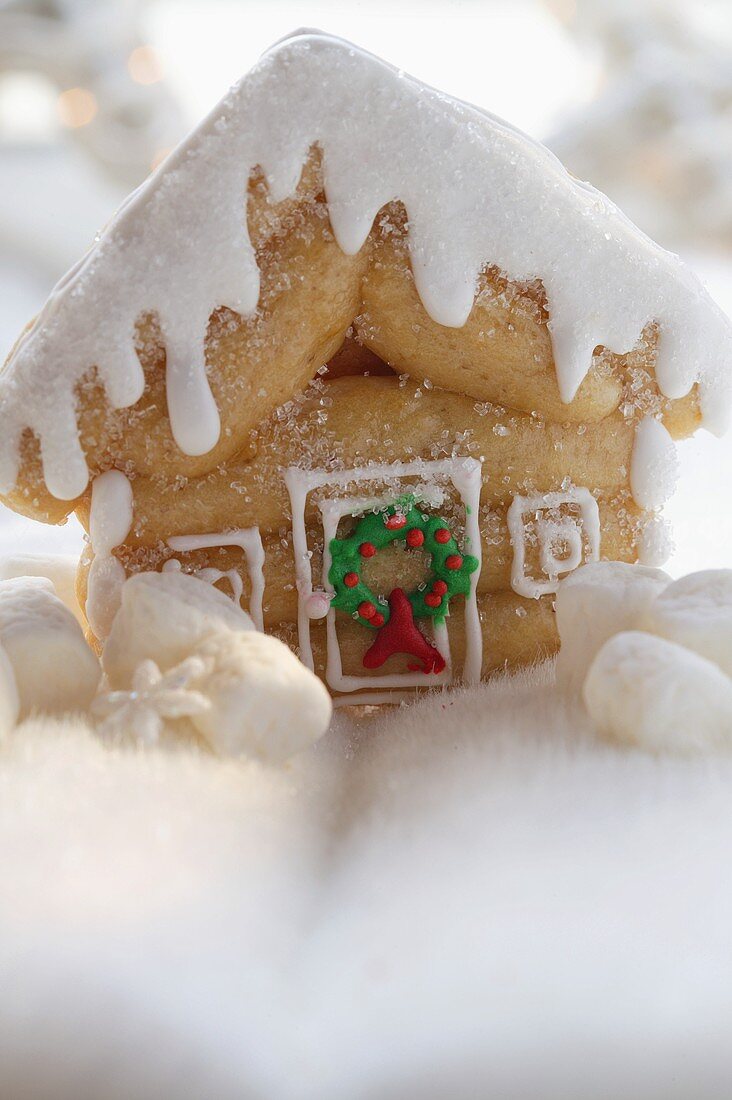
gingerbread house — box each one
[1,32,730,705]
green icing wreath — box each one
[328,495,479,628]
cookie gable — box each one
[1,32,730,704]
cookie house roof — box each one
[1,30,731,501]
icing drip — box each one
[86,470,134,639]
[1,32,730,500]
[165,528,265,630]
[637,514,674,567]
[284,458,483,694]
[630,416,679,512]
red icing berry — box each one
[445,554,463,570]
[406,529,425,548]
[359,541,376,558]
[435,527,451,544]
[425,592,442,608]
[432,580,448,595]
[359,600,376,619]
[371,612,385,627]
[385,512,407,530]
[344,572,360,588]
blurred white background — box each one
[1,0,731,572]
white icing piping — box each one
[284,457,483,694]
[537,517,584,577]
[86,470,133,639]
[637,514,674,567]
[163,559,245,605]
[630,416,679,512]
[165,528,266,630]
[2,32,730,500]
[333,690,428,708]
[508,488,601,598]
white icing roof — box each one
[1,31,730,501]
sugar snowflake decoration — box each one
[91,657,211,745]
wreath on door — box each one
[328,495,479,674]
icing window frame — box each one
[508,488,601,598]
[285,459,483,700]
[165,527,266,630]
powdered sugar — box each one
[1,31,730,500]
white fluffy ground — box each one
[2,663,732,1100]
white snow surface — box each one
[2,664,732,1099]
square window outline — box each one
[507,489,600,598]
[166,527,266,629]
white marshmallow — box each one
[642,569,732,678]
[0,553,82,624]
[555,561,671,695]
[103,571,254,688]
[584,631,732,755]
[0,577,101,715]
[191,630,332,762]
[0,643,19,739]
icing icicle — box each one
[86,470,134,639]
[1,31,731,500]
[630,416,679,512]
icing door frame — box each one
[285,458,483,700]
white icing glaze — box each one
[89,470,134,557]
[166,528,265,630]
[284,458,483,694]
[637,514,675,567]
[537,516,584,577]
[2,32,730,500]
[630,416,680,511]
[508,488,601,598]
[86,470,134,639]
[86,555,127,641]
